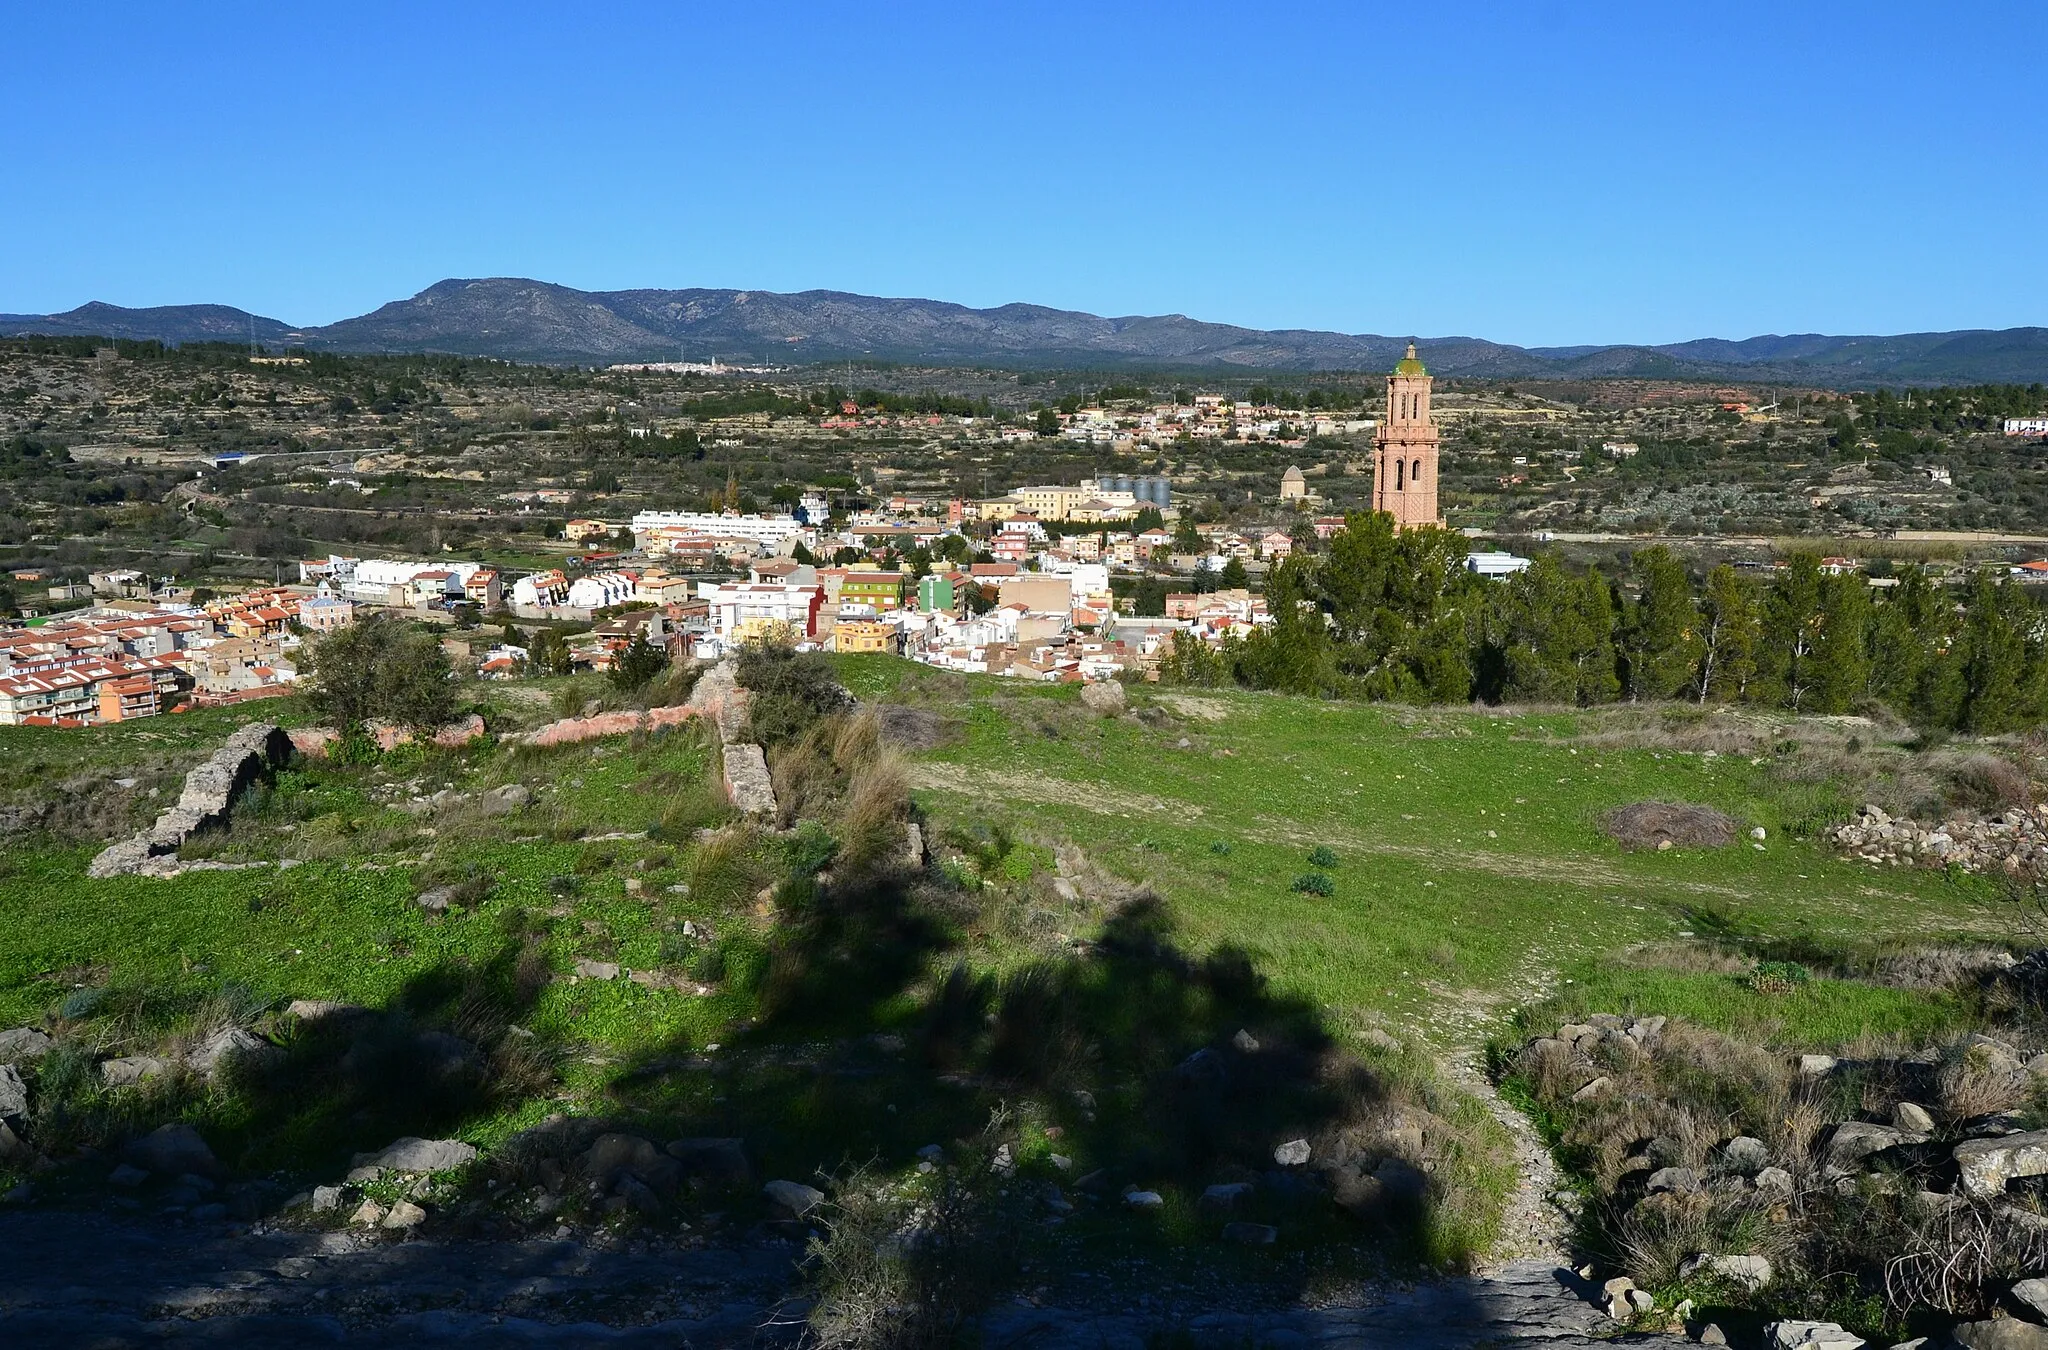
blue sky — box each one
[1,0,2041,346]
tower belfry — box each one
[1372,342,1442,529]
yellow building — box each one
[832,620,894,653]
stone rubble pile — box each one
[1827,802,2048,874]
[1528,1015,2048,1347]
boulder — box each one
[1273,1138,1311,1167]
[1765,1321,1865,1349]
[1079,681,1127,716]
[572,958,621,981]
[351,1199,387,1227]
[285,1000,368,1023]
[1799,1054,1839,1075]
[381,1200,427,1230]
[310,1185,343,1212]
[1825,1121,1918,1172]
[1893,1101,1937,1134]
[1373,1157,1428,1203]
[1956,1130,2048,1199]
[1570,1076,1613,1103]
[125,1124,219,1179]
[615,1174,664,1217]
[0,1121,22,1161]
[1718,1136,1770,1176]
[1954,1322,2048,1350]
[1201,1182,1255,1211]
[763,1179,825,1217]
[1681,1252,1774,1290]
[1124,1190,1164,1209]
[1755,1166,1795,1195]
[581,1133,679,1199]
[1646,1166,1702,1194]
[482,784,532,814]
[99,1056,167,1087]
[667,1137,751,1186]
[1223,1221,1277,1245]
[185,1026,276,1078]
[0,1064,25,1120]
[2011,1276,2048,1321]
[107,1163,150,1188]
[350,1137,477,1175]
[0,1027,54,1063]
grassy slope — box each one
[834,656,1994,1053]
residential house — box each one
[566,572,638,610]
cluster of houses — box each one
[0,586,342,726]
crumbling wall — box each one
[89,723,292,878]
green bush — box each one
[1748,960,1813,995]
[1307,844,1339,868]
[1291,872,1335,897]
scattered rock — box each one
[125,1124,218,1179]
[0,1027,54,1062]
[482,784,531,813]
[99,1056,167,1087]
[185,1025,276,1078]
[350,1137,477,1175]
[1826,1121,1919,1172]
[107,1164,149,1188]
[1570,1076,1613,1103]
[572,958,621,981]
[1700,1324,1728,1346]
[1124,1190,1164,1209]
[763,1179,824,1217]
[1755,1166,1795,1195]
[0,1064,25,1119]
[1222,1221,1277,1245]
[1273,1138,1311,1167]
[0,1121,22,1161]
[1079,681,1127,716]
[1230,1028,1260,1053]
[1956,1130,2048,1199]
[1647,1166,1702,1194]
[2012,1276,2048,1321]
[310,1185,343,1212]
[381,1200,427,1230]
[1765,1320,1865,1349]
[582,1133,679,1198]
[1626,1287,1655,1313]
[1201,1182,1255,1211]
[666,1137,751,1186]
[1893,1101,1937,1134]
[285,1000,368,1022]
[1681,1252,1774,1290]
[350,1199,387,1227]
[1953,1322,2048,1350]
[1718,1136,1770,1176]
[415,887,455,913]
[1799,1054,1838,1075]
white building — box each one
[2004,419,2048,437]
[695,582,825,654]
[565,572,637,610]
[631,510,805,551]
[1465,551,1533,578]
[511,570,569,608]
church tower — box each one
[1373,343,1442,530]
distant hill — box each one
[3,279,2044,385]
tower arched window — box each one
[1395,458,1405,490]
[1413,458,1423,483]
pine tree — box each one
[1957,575,2030,732]
[1620,546,1700,701]
[1807,572,1872,714]
[1692,564,1758,703]
[1571,566,1622,705]
[1759,554,1824,710]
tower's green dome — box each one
[1394,342,1427,377]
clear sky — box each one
[2,0,2041,347]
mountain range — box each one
[5,277,2047,386]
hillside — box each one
[3,278,2044,383]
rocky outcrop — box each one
[1828,802,2048,874]
[721,743,776,819]
[89,723,292,877]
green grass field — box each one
[0,658,2009,1269]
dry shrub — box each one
[1614,1189,1784,1288]
[836,755,911,876]
[1875,945,2015,992]
[873,703,955,752]
[1514,1037,1596,1105]
[1885,1197,2048,1317]
[770,721,843,826]
[686,825,767,911]
[1601,801,1740,850]
[1937,1039,2030,1122]
[1944,753,2032,816]
[830,710,883,773]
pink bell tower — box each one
[1372,342,1442,530]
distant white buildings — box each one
[565,572,637,610]
[1465,551,1533,578]
[630,510,805,552]
[2005,418,2048,437]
